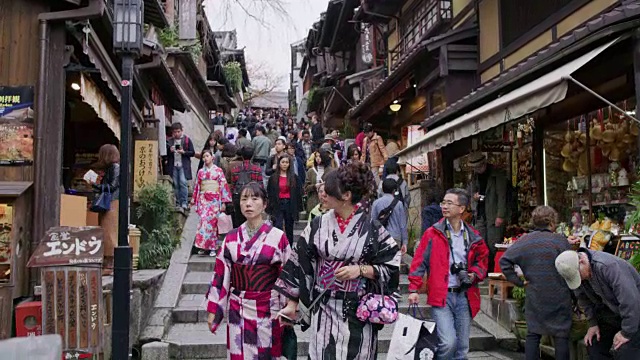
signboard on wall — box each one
[133,140,159,201]
[0,86,34,165]
[405,125,429,174]
[155,105,167,156]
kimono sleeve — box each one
[275,218,318,306]
[369,221,401,293]
[216,167,232,203]
[205,237,232,333]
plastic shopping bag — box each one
[386,307,437,360]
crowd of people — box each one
[158,109,640,359]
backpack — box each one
[377,198,400,227]
[394,178,405,204]
[233,163,252,197]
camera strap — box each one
[445,220,469,265]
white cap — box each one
[555,251,582,290]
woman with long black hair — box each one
[267,154,302,243]
[197,132,218,171]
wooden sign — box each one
[615,235,640,260]
[133,140,158,201]
[27,227,103,268]
[42,267,103,358]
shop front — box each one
[396,33,640,257]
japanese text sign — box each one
[133,140,158,201]
[28,227,103,268]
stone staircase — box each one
[142,213,522,359]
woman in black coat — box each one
[267,154,302,244]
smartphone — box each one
[175,144,181,150]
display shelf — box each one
[580,200,630,210]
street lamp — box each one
[112,1,143,359]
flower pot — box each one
[514,320,528,340]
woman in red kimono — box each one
[205,182,292,359]
[192,150,232,255]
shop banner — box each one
[27,227,104,268]
[405,125,429,174]
[133,140,159,201]
[0,86,34,165]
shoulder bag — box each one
[90,185,112,213]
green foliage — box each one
[290,103,298,116]
[224,61,243,93]
[343,119,355,138]
[627,169,640,234]
[158,26,179,48]
[135,183,180,269]
[512,286,526,313]
[307,86,322,112]
[630,252,640,273]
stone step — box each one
[180,352,524,360]
[165,321,496,359]
[182,271,213,294]
[171,292,433,324]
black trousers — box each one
[588,316,640,360]
[525,332,570,360]
[273,198,295,243]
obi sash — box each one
[230,263,280,292]
[201,180,219,193]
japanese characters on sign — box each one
[133,140,158,201]
[28,227,104,268]
[0,86,34,165]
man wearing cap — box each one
[468,152,508,271]
[556,249,640,358]
[361,123,388,184]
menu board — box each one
[0,86,34,165]
[615,235,640,261]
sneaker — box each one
[209,251,217,257]
[197,250,206,256]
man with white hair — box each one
[556,249,640,358]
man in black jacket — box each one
[556,249,640,359]
[310,114,324,150]
[166,122,195,209]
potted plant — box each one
[512,286,528,340]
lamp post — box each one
[112,1,143,359]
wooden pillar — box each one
[634,29,640,158]
[33,23,66,246]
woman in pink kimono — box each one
[205,182,293,359]
[192,150,232,255]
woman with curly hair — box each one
[276,162,401,360]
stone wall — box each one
[101,270,166,359]
[172,110,212,181]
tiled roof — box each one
[421,0,640,129]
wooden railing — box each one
[389,0,452,70]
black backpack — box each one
[233,163,252,197]
[394,178,405,204]
[377,198,400,227]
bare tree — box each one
[243,61,286,106]
[216,0,294,28]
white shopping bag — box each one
[386,313,436,360]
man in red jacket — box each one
[408,188,489,359]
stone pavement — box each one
[141,212,524,359]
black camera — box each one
[451,262,473,289]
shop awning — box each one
[80,74,121,141]
[397,38,618,164]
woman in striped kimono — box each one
[205,182,292,359]
[275,162,401,360]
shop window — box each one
[543,99,639,233]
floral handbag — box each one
[356,278,398,324]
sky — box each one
[204,0,330,91]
